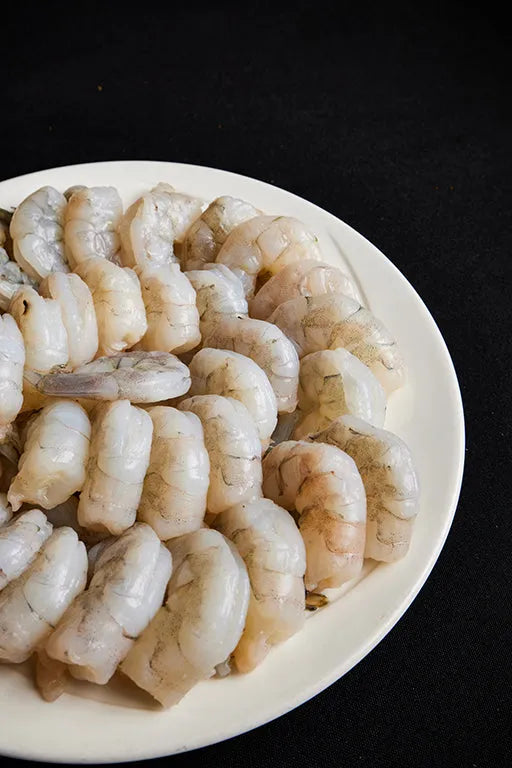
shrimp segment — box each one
[10,287,69,373]
[214,498,306,672]
[0,249,37,311]
[201,316,299,413]
[310,415,420,561]
[269,293,405,394]
[185,264,248,334]
[64,186,123,268]
[120,528,250,708]
[262,440,366,591]
[0,509,53,591]
[137,407,209,540]
[0,314,25,432]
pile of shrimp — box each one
[0,182,419,708]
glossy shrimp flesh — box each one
[0,313,25,432]
[185,263,248,334]
[64,186,123,268]
[0,249,37,311]
[10,286,69,373]
[0,508,53,591]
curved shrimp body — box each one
[179,395,262,515]
[136,263,200,353]
[181,196,260,271]
[44,495,108,549]
[77,401,153,535]
[292,348,386,439]
[75,257,147,356]
[310,415,420,562]
[121,528,250,708]
[0,249,37,312]
[137,406,210,540]
[64,186,123,268]
[188,348,277,449]
[10,286,69,373]
[33,351,191,403]
[10,186,68,280]
[185,264,248,334]
[214,498,306,673]
[39,272,98,369]
[201,316,299,413]
[262,440,366,592]
[249,259,363,320]
[216,215,322,297]
[269,293,405,394]
[45,523,172,685]
[0,509,53,591]
[0,493,13,526]
[0,527,87,663]
[7,401,91,512]
[0,314,25,430]
[119,183,204,268]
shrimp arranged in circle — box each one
[310,415,420,562]
[185,263,248,335]
[214,498,306,673]
[216,215,322,297]
[0,509,53,591]
[269,293,405,394]
[262,440,366,592]
[0,314,25,435]
[121,528,250,708]
[64,186,123,268]
[10,286,68,373]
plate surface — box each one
[0,161,464,764]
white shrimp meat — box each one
[0,313,25,431]
[185,263,248,334]
[64,186,123,268]
[0,509,53,590]
[9,286,69,373]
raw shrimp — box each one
[185,263,248,333]
[0,493,12,526]
[7,401,91,511]
[249,259,363,320]
[181,196,259,271]
[0,314,25,433]
[310,415,420,561]
[77,401,153,535]
[0,441,19,495]
[262,440,366,591]
[10,287,69,373]
[136,263,200,353]
[216,215,322,297]
[64,186,123,268]
[44,495,107,548]
[214,498,306,672]
[33,351,191,403]
[120,528,249,708]
[75,257,147,356]
[119,183,204,268]
[202,316,299,413]
[292,348,386,439]
[137,407,209,540]
[10,186,68,280]
[45,524,172,685]
[268,293,405,394]
[188,348,277,448]
[0,527,87,663]
[179,395,262,515]
[0,508,53,590]
[39,272,98,369]
[0,249,37,311]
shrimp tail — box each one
[36,372,120,401]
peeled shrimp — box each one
[137,407,209,540]
[185,263,248,333]
[269,293,405,394]
[10,286,69,373]
[39,272,98,369]
[136,263,200,353]
[202,316,299,413]
[44,495,108,548]
[0,314,25,433]
[0,493,12,526]
[10,186,68,280]
[188,348,277,448]
[64,186,123,268]
[181,196,259,271]
[45,524,172,685]
[0,509,53,590]
[77,401,152,535]
[310,415,420,561]
[179,395,262,515]
[292,348,386,439]
[0,527,87,663]
[33,351,191,403]
[216,215,322,297]
[214,498,306,672]
[262,440,366,591]
[75,257,147,356]
[119,183,204,268]
[121,528,249,708]
[0,249,37,311]
[249,259,362,320]
[7,401,91,512]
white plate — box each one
[0,161,464,764]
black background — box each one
[1,3,511,767]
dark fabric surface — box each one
[1,3,510,767]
